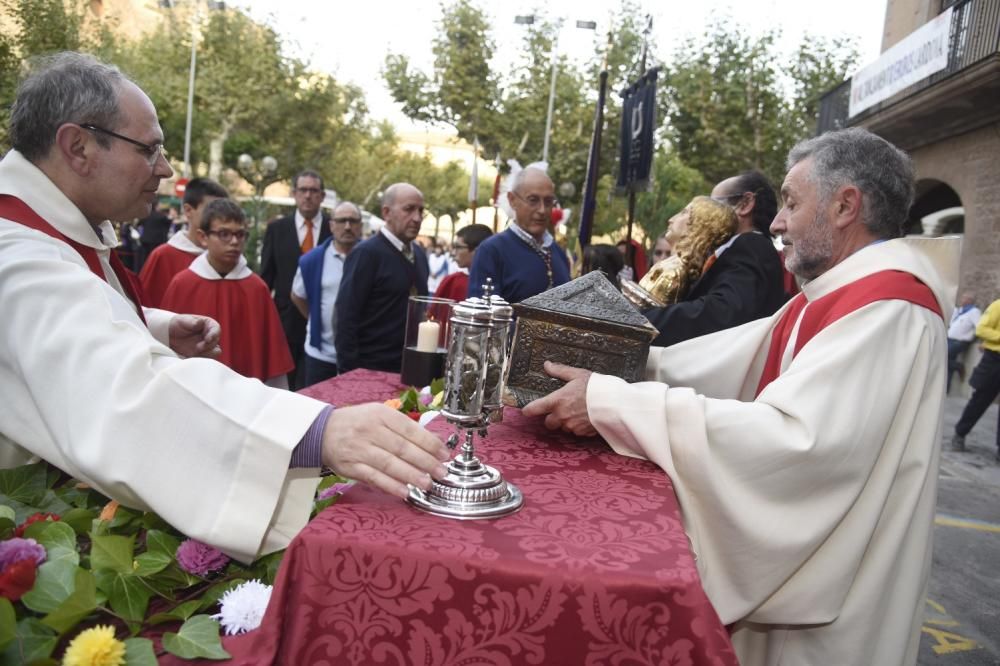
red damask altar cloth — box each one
[167,370,736,665]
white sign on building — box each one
[849,7,953,118]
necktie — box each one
[301,218,314,254]
[701,253,717,275]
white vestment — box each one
[588,237,959,666]
[0,150,324,563]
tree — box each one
[661,18,858,187]
[383,0,502,156]
[0,0,119,152]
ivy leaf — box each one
[40,568,96,634]
[20,560,76,615]
[93,571,151,623]
[399,387,422,413]
[34,490,71,517]
[145,530,181,559]
[162,615,231,660]
[0,518,14,541]
[133,551,172,577]
[123,637,159,666]
[108,505,140,532]
[90,534,134,573]
[0,506,14,523]
[147,599,202,625]
[196,579,243,613]
[0,599,14,652]
[0,463,47,505]
[28,521,79,567]
[0,618,57,665]
[58,508,97,535]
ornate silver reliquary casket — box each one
[505,271,659,407]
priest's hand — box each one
[168,314,222,359]
[322,404,451,499]
[522,361,596,437]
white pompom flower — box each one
[211,579,273,635]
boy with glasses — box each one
[162,198,293,387]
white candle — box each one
[416,320,440,353]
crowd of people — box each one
[0,50,989,666]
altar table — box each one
[170,370,736,665]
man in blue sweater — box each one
[335,183,429,373]
[291,201,362,387]
[469,166,570,302]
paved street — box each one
[919,395,1000,665]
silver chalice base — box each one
[407,445,523,520]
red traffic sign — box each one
[174,178,190,198]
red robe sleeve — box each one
[140,244,198,308]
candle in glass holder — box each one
[416,319,440,352]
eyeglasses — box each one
[206,229,248,243]
[79,123,167,165]
[295,187,323,195]
[332,217,362,225]
[511,191,559,210]
[711,189,762,206]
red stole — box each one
[755,269,942,397]
[0,195,147,324]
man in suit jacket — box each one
[335,183,429,373]
[260,169,331,389]
[645,170,788,346]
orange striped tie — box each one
[701,253,717,274]
[301,218,314,253]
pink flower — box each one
[0,537,46,570]
[175,539,229,576]
[316,482,354,502]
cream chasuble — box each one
[0,150,325,563]
[588,237,959,666]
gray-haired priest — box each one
[524,127,956,666]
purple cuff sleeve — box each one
[289,404,333,468]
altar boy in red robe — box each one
[140,178,228,306]
[161,198,294,388]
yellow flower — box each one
[62,625,126,666]
[384,398,402,410]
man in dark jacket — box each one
[645,170,788,346]
[260,170,331,389]
[335,183,429,373]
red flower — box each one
[407,411,421,421]
[0,558,37,601]
[15,512,60,538]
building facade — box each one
[818,0,1000,302]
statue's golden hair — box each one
[638,196,737,305]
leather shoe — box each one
[950,434,966,452]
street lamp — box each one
[514,15,596,164]
[158,0,226,178]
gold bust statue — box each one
[622,196,737,308]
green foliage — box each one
[662,18,858,186]
[0,0,120,153]
[0,462,343,662]
[0,460,355,662]
[161,615,230,660]
[384,0,502,155]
